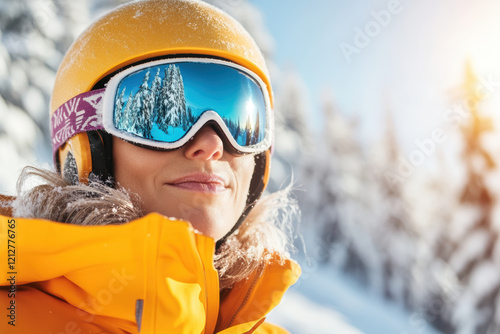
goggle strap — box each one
[51,88,106,164]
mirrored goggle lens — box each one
[112,61,268,149]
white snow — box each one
[449,229,490,275]
[269,291,364,334]
[469,261,500,301]
[268,264,442,334]
[449,205,483,243]
[22,86,46,122]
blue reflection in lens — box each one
[113,62,266,147]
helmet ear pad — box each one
[57,130,114,185]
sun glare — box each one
[244,99,256,128]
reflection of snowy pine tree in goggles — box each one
[50,58,273,160]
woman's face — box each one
[113,125,255,241]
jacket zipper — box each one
[225,263,265,328]
[200,235,218,334]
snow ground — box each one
[268,264,442,334]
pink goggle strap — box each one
[50,89,106,165]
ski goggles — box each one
[51,57,273,160]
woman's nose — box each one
[184,125,224,161]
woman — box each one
[0,0,300,333]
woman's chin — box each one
[143,203,236,241]
[189,218,227,241]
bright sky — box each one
[248,0,500,153]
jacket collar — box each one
[1,213,300,333]
[2,213,219,332]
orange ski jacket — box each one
[0,210,300,333]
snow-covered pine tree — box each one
[269,71,312,195]
[114,87,126,127]
[157,66,171,133]
[406,148,459,334]
[442,62,500,334]
[157,64,187,134]
[244,116,252,146]
[129,71,153,138]
[0,0,91,193]
[175,66,188,130]
[187,106,194,124]
[164,65,180,128]
[129,93,143,136]
[233,118,241,144]
[368,109,419,308]
[142,91,154,139]
[300,90,373,284]
[151,67,162,117]
[251,112,260,145]
[141,71,154,139]
[120,91,134,131]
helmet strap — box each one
[216,151,267,249]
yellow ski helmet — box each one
[50,0,273,234]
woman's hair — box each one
[12,166,298,290]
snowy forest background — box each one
[1,0,500,333]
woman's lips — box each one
[167,173,228,193]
